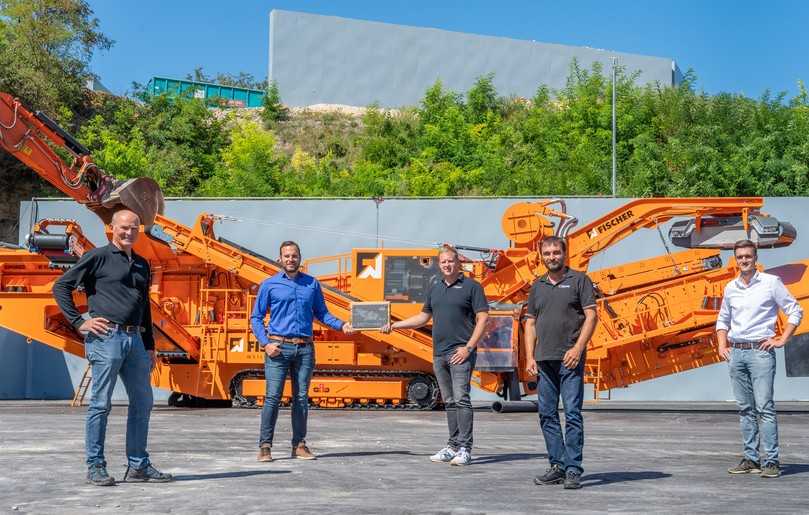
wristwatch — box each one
[465,345,475,353]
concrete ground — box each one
[2,402,809,514]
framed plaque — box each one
[350,301,391,331]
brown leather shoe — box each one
[257,444,273,462]
[292,442,316,460]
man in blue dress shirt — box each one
[250,240,352,462]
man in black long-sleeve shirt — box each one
[53,209,172,486]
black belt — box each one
[110,324,145,334]
[268,335,312,345]
[729,340,765,350]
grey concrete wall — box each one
[4,197,809,402]
[269,10,679,108]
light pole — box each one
[611,56,617,197]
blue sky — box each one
[87,0,808,101]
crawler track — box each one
[228,369,440,410]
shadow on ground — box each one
[781,463,809,476]
[473,452,546,464]
[173,470,291,482]
[316,450,423,459]
[581,471,672,487]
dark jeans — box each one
[434,351,475,450]
[537,359,585,473]
[85,328,153,469]
[259,342,315,447]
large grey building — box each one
[269,10,683,108]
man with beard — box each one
[382,245,489,466]
[525,236,597,490]
[717,239,803,478]
[250,241,353,462]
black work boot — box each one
[564,469,582,489]
[123,464,174,483]
[86,464,115,486]
[534,464,565,485]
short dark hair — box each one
[540,236,567,253]
[733,239,757,257]
[438,244,460,261]
[279,240,301,256]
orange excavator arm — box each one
[0,92,164,226]
[488,197,791,301]
[565,197,765,270]
[500,197,768,269]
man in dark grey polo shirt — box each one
[383,245,489,466]
[524,236,597,490]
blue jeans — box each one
[729,347,779,465]
[259,342,315,447]
[85,328,153,469]
[433,351,476,450]
[537,359,585,474]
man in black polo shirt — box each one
[525,236,597,490]
[54,209,172,486]
[383,245,489,466]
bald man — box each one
[54,210,173,486]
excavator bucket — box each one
[669,214,797,249]
[90,177,165,228]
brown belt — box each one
[268,335,312,345]
[729,340,765,350]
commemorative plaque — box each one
[350,301,391,331]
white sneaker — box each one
[450,447,471,466]
[430,446,456,463]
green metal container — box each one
[145,77,265,108]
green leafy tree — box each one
[0,0,111,242]
[261,80,288,126]
[466,74,499,123]
[199,121,284,197]
[79,95,227,196]
[0,0,112,118]
[360,107,420,169]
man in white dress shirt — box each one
[716,239,803,478]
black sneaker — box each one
[564,469,582,490]
[534,464,565,485]
[123,464,174,483]
[760,463,780,478]
[727,458,761,474]
[86,464,115,486]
